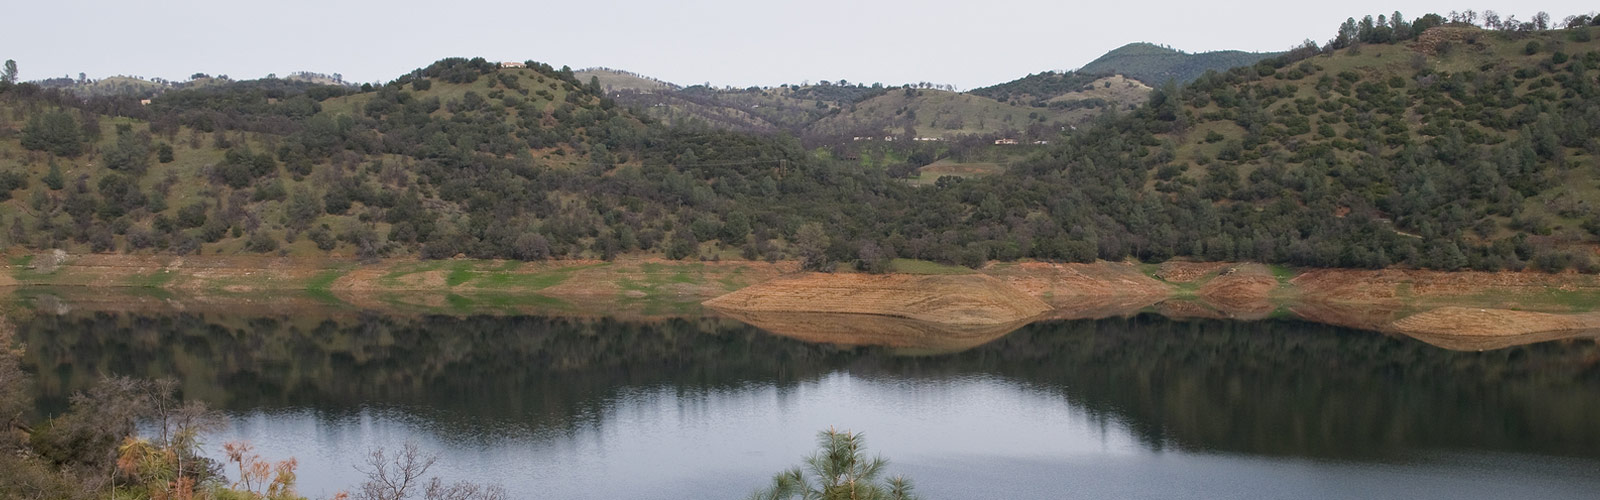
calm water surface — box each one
[17,301,1600,498]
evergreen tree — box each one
[20,110,84,157]
[748,429,916,500]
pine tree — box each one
[748,428,917,500]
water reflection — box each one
[14,297,1600,498]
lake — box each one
[14,294,1600,499]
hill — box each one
[969,70,1114,103]
[0,56,912,263]
[3,12,1600,275]
[807,87,1074,140]
[574,68,679,93]
[33,75,171,99]
[1079,42,1283,85]
[990,16,1600,271]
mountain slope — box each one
[995,22,1600,270]
[575,68,679,93]
[807,88,1072,139]
[3,16,1600,274]
[1080,42,1283,85]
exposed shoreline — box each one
[6,253,1600,349]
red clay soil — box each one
[1155,299,1228,320]
[1155,261,1229,282]
[713,309,1029,354]
[984,261,1169,305]
[1288,300,1409,333]
[1292,268,1600,304]
[704,273,1049,325]
[1392,307,1600,337]
[1196,264,1280,318]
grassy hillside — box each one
[3,15,1600,275]
[600,80,892,135]
[999,21,1600,270]
[970,70,1108,103]
[1080,42,1283,85]
[575,68,679,93]
[806,88,1065,139]
[0,58,661,259]
[0,57,919,265]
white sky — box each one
[7,1,1593,90]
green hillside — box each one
[1001,19,1600,270]
[0,57,908,263]
[1080,42,1283,85]
[970,69,1109,103]
[3,13,1600,274]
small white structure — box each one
[994,138,1019,145]
[499,61,526,68]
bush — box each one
[308,226,337,251]
[245,231,279,253]
[176,202,208,228]
[102,130,151,173]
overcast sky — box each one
[8,1,1593,90]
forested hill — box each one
[1079,43,1283,85]
[970,43,1279,106]
[1003,13,1600,271]
[2,12,1600,274]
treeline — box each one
[968,70,1109,105]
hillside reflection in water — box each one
[15,300,1600,499]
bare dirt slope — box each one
[704,273,1049,325]
[714,309,1029,354]
[985,261,1168,305]
[1293,269,1600,305]
[1392,307,1600,337]
[1196,264,1280,318]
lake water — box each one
[15,297,1600,499]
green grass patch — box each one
[1520,288,1600,312]
[306,269,345,291]
[379,260,448,286]
[1268,264,1295,284]
[124,270,178,288]
[445,261,477,287]
[463,292,570,309]
[445,293,474,311]
[474,262,610,290]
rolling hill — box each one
[3,14,1599,274]
[1078,42,1283,85]
[574,68,679,93]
